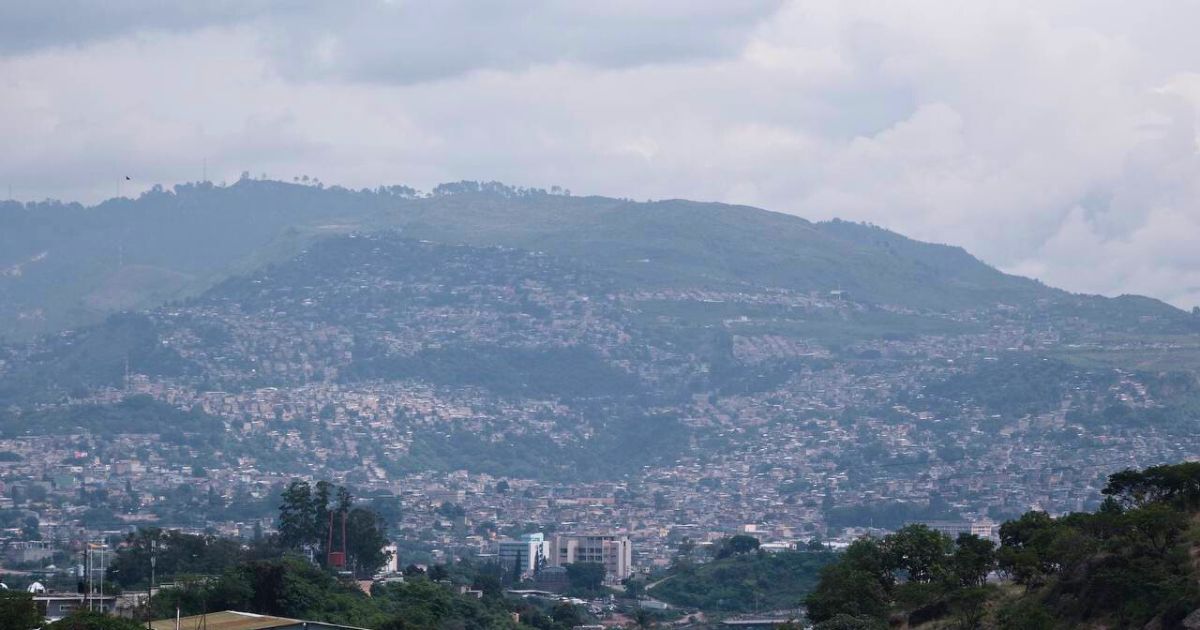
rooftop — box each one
[150,610,368,630]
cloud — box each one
[2,1,1200,308]
[272,1,785,84]
[1,1,785,82]
[0,1,295,55]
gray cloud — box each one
[0,1,296,54]
[2,1,1200,308]
[260,1,785,84]
[2,1,784,83]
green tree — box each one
[840,537,895,590]
[804,562,889,624]
[811,614,887,630]
[883,524,952,583]
[1125,503,1188,556]
[403,563,426,577]
[947,586,990,630]
[655,549,835,612]
[995,547,1045,589]
[20,515,39,540]
[427,564,449,582]
[551,602,585,627]
[278,480,315,550]
[336,485,353,514]
[0,591,41,630]
[566,562,606,592]
[45,611,145,630]
[313,481,333,556]
[995,599,1055,630]
[951,533,995,587]
[718,534,761,558]
[436,502,465,519]
[108,528,248,588]
[345,507,389,577]
[1102,462,1200,509]
[997,511,1057,587]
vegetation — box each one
[2,178,1189,343]
[919,357,1116,420]
[653,540,837,613]
[806,462,1200,628]
[107,527,261,587]
[349,345,639,399]
[45,612,145,630]
[105,480,389,590]
[0,591,41,630]
[825,500,958,531]
[0,395,221,442]
[277,480,391,577]
[144,552,594,630]
[147,555,520,628]
[564,562,606,595]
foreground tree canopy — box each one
[806,462,1200,629]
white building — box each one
[548,534,632,583]
[381,543,400,574]
[970,518,999,541]
[498,533,549,580]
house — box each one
[34,594,118,622]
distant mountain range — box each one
[0,178,1189,341]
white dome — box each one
[27,581,45,593]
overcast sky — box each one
[3,1,1200,308]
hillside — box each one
[1,179,1190,340]
[3,181,1200,512]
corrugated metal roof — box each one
[149,610,304,630]
[151,609,369,628]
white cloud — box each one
[1,1,1200,308]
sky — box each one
[3,1,1200,308]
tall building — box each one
[497,533,549,580]
[548,534,632,582]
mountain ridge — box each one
[0,178,1187,341]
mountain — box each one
[3,179,1200,493]
[1,178,1189,341]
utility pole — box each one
[99,546,106,612]
[147,540,157,629]
[87,545,93,611]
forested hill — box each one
[0,179,1188,340]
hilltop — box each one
[1,179,1189,340]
